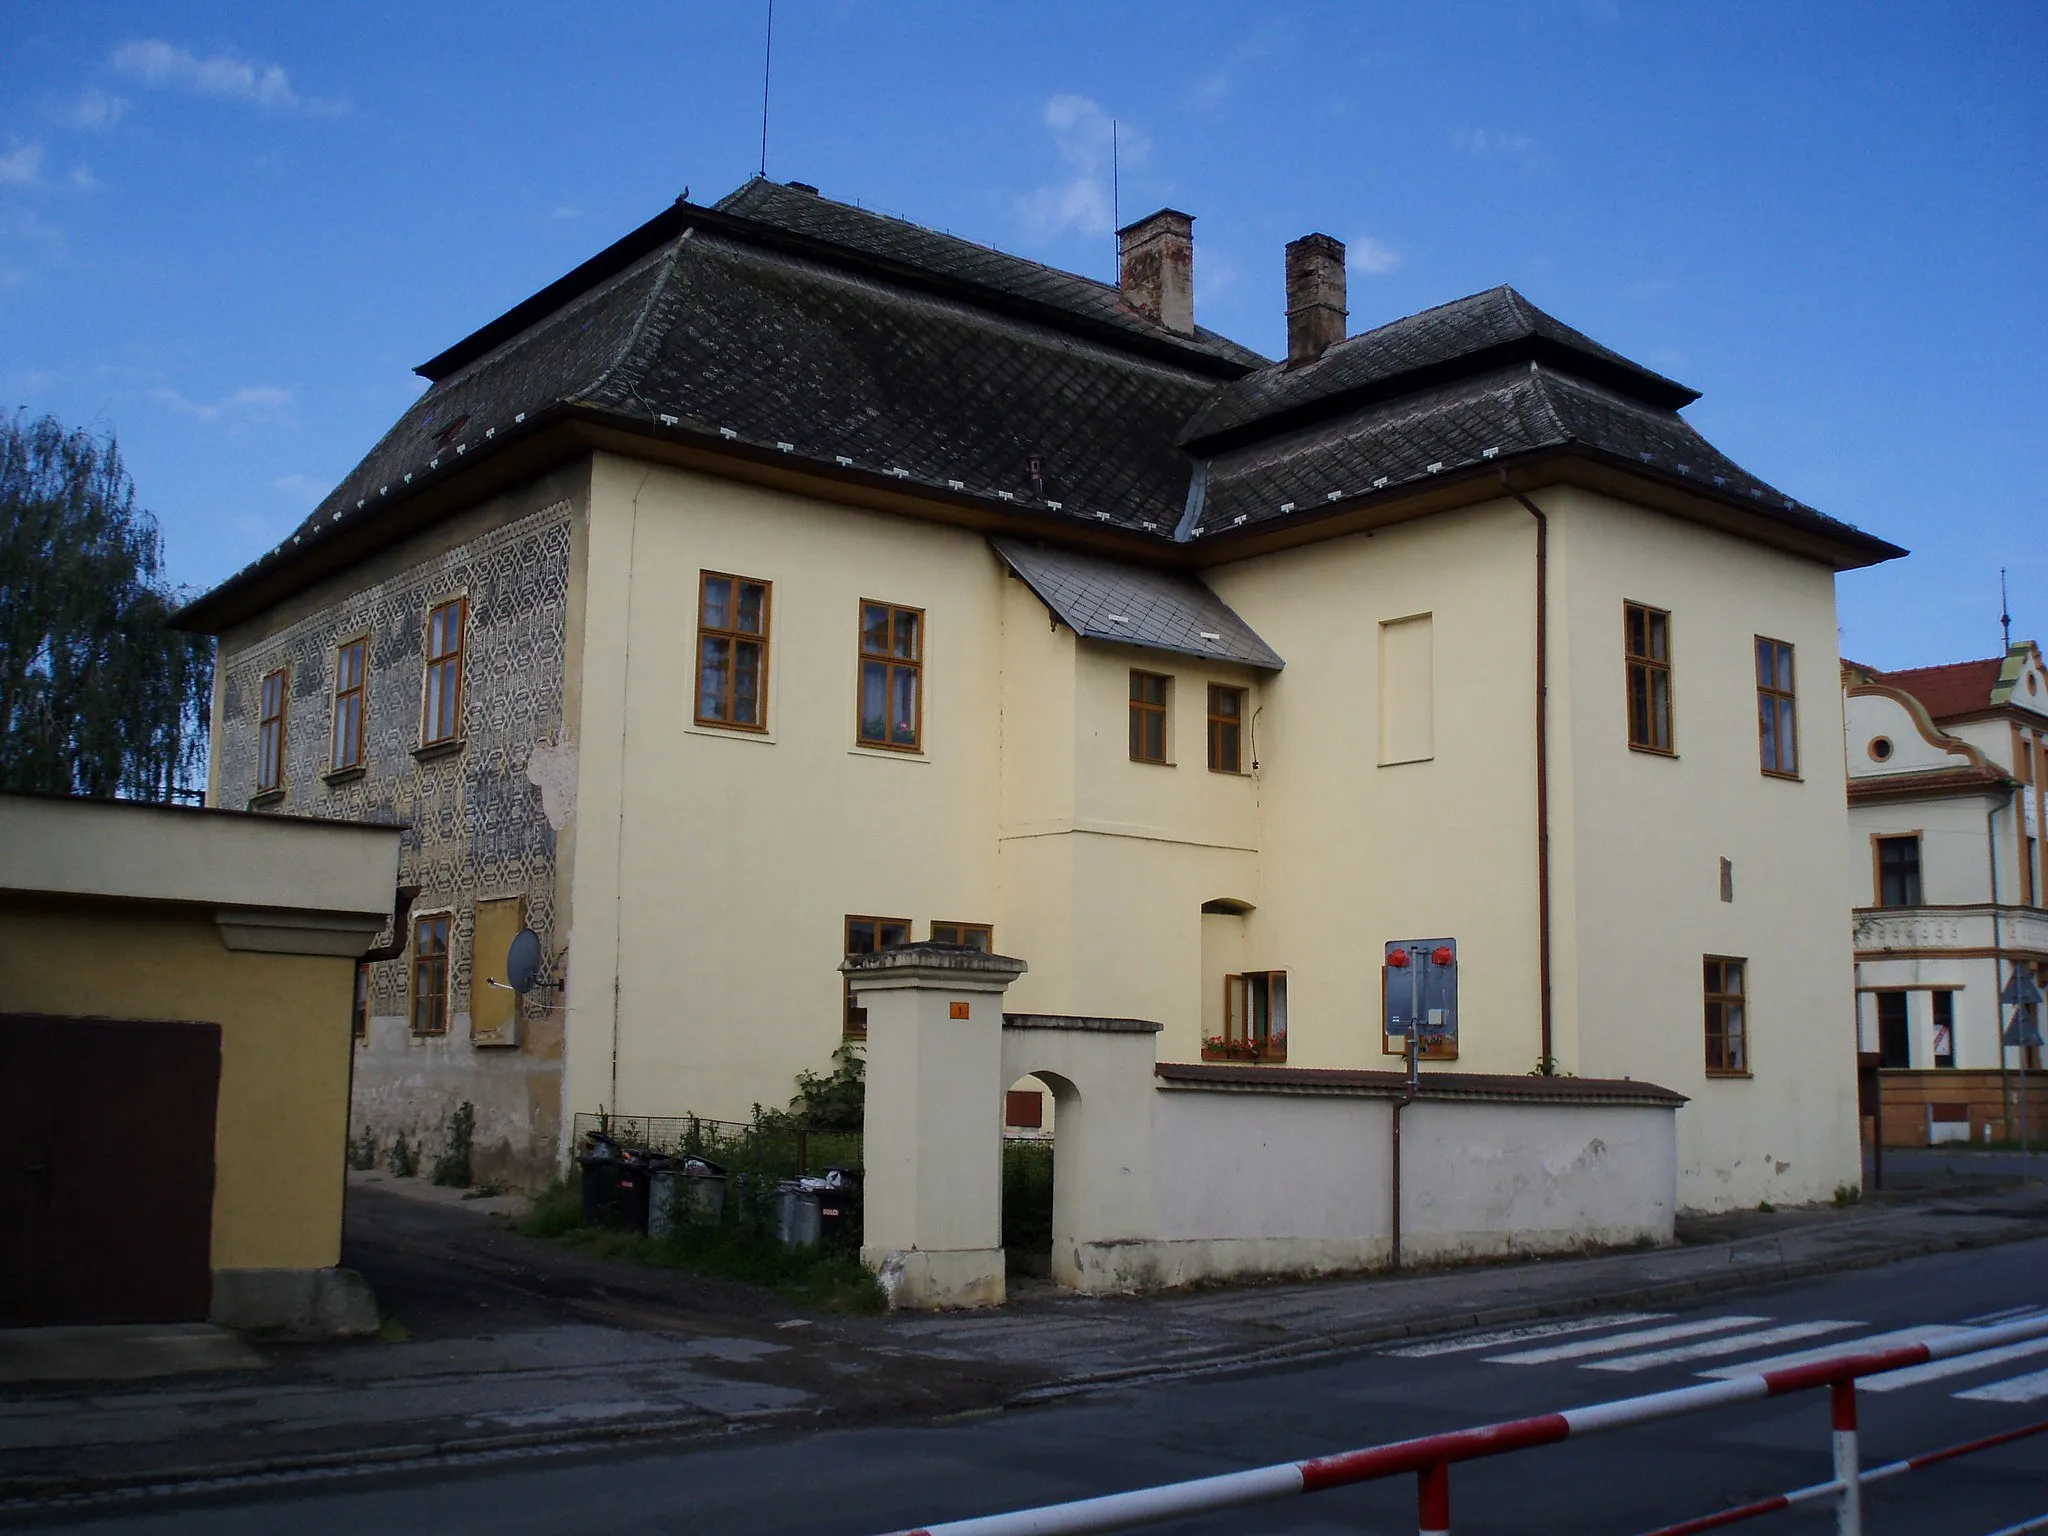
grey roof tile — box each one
[992,538,1283,670]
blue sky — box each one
[2,3,2041,668]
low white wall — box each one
[1096,1085,1674,1290]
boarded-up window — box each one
[1005,1090,1044,1129]
[1378,614,1433,766]
[471,897,524,1045]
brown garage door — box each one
[0,1014,221,1326]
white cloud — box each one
[550,204,580,221]
[0,144,45,187]
[111,40,344,116]
[71,89,128,131]
[1014,94,1149,243]
[1348,236,1401,276]
[70,165,100,191]
[152,384,294,424]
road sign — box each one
[2000,970,2044,1007]
[2003,1005,2045,1049]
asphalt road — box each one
[10,1239,2047,1536]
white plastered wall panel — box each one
[566,456,1006,1125]
[1546,487,1859,1210]
[1204,502,1544,1077]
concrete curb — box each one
[1004,1216,2048,1405]
[6,1216,2044,1508]
[0,1407,803,1510]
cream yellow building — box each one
[181,178,1902,1210]
[0,793,400,1329]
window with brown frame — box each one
[1130,670,1170,763]
[351,961,370,1043]
[331,637,367,772]
[257,667,289,793]
[1932,989,1956,1068]
[1624,602,1673,753]
[1755,636,1797,777]
[1207,684,1245,773]
[858,601,923,750]
[1704,956,1747,1075]
[1206,971,1287,1063]
[929,921,993,951]
[843,914,910,1036]
[410,913,451,1036]
[1876,835,1922,907]
[695,572,771,729]
[420,598,466,747]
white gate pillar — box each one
[846,943,1026,1309]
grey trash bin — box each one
[649,1158,727,1240]
[776,1177,826,1248]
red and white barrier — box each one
[881,1313,2048,1536]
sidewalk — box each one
[4,1168,2045,1504]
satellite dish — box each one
[506,928,545,995]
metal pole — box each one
[1418,1461,1450,1536]
[1832,1381,1862,1536]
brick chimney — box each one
[1285,233,1347,367]
[1118,209,1195,336]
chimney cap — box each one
[1116,207,1196,240]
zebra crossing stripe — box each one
[1387,1314,1671,1358]
[1700,1324,1975,1379]
[1585,1320,1859,1374]
[1958,1365,2048,1404]
[1863,1335,2048,1393]
[1486,1316,1767,1366]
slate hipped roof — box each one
[179,176,1903,633]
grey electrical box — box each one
[1383,937,1458,1060]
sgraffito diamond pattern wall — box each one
[215,501,573,1081]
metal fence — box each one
[571,1111,861,1181]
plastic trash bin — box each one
[776,1179,824,1248]
[649,1158,727,1240]
[817,1166,862,1248]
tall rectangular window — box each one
[858,601,923,751]
[1876,835,1923,906]
[351,961,370,1044]
[843,914,910,1036]
[1129,670,1170,763]
[929,921,993,951]
[421,598,466,747]
[331,637,367,772]
[1704,957,1747,1076]
[1755,636,1798,777]
[1624,602,1673,753]
[1875,990,1910,1068]
[1222,971,1288,1063]
[410,913,451,1036]
[695,572,770,729]
[1207,684,1245,774]
[1932,990,1955,1069]
[257,667,288,793]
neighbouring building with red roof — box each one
[1843,641,2048,1145]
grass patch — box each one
[519,1179,885,1313]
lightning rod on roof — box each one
[1111,118,1120,262]
[759,0,775,178]
[2001,567,2012,651]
